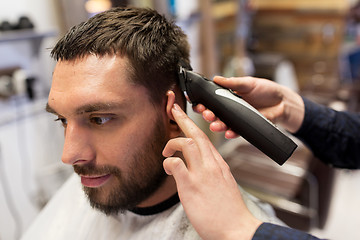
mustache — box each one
[73,164,121,176]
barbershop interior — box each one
[0,0,360,239]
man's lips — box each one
[80,174,111,188]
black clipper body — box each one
[178,66,297,165]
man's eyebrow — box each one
[45,102,127,115]
[75,102,126,114]
[46,103,57,114]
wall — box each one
[0,0,60,32]
[0,0,65,95]
[0,1,69,239]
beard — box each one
[73,116,168,215]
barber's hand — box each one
[193,76,305,137]
[163,103,262,240]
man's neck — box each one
[136,175,177,208]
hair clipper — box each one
[178,66,297,165]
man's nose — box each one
[61,123,95,165]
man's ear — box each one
[166,91,182,137]
[166,91,176,122]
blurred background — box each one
[0,0,359,239]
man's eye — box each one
[55,117,67,127]
[90,116,112,125]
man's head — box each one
[51,7,190,104]
[47,7,190,215]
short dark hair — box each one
[51,7,191,104]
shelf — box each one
[0,30,56,56]
[0,29,56,43]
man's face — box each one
[47,55,170,215]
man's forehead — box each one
[52,54,130,78]
[48,54,157,115]
[50,54,134,92]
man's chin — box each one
[83,188,129,215]
[82,184,145,215]
[88,199,127,216]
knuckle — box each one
[185,138,196,146]
[222,162,231,173]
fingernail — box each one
[172,103,180,111]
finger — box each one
[213,76,256,94]
[210,121,239,139]
[207,140,229,169]
[171,104,208,141]
[163,157,187,176]
[163,157,190,190]
[171,104,217,166]
[209,121,228,132]
[202,109,217,122]
[224,130,239,139]
[207,144,237,185]
[192,104,206,113]
[162,138,200,167]
[192,104,218,123]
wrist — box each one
[223,218,262,240]
[281,88,305,133]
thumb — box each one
[163,157,189,185]
[213,76,255,94]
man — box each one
[22,7,282,239]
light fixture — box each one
[85,0,112,14]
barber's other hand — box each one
[163,103,261,240]
[193,76,304,137]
